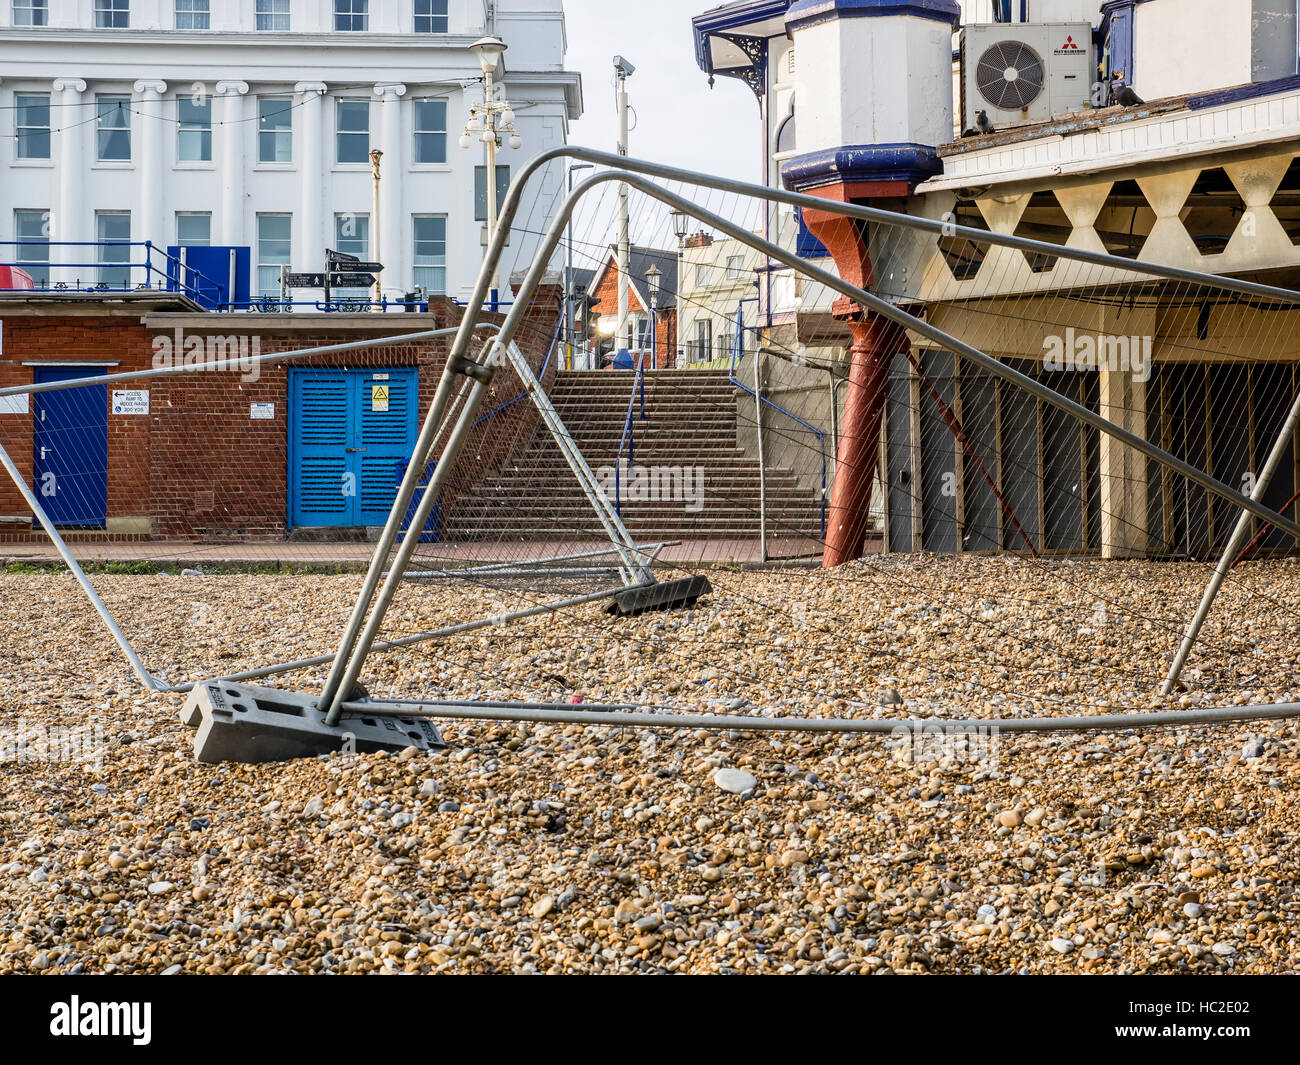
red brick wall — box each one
[0,314,156,538]
[0,292,561,540]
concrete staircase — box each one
[444,369,825,542]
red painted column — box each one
[825,314,906,567]
[803,188,907,567]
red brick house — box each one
[585,246,678,369]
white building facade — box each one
[0,0,581,304]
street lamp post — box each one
[460,36,521,307]
[567,162,594,369]
[645,263,661,370]
[670,209,690,366]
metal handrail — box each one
[728,299,827,534]
[1,238,229,307]
[473,319,563,427]
[613,350,647,515]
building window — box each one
[176,212,211,246]
[336,99,370,163]
[726,255,745,280]
[14,209,50,288]
[412,215,446,294]
[96,95,131,161]
[474,165,510,221]
[94,0,130,28]
[413,100,447,164]
[333,213,370,296]
[258,97,292,162]
[12,0,48,26]
[174,0,208,29]
[256,213,291,296]
[255,0,289,30]
[694,262,709,287]
[413,0,448,33]
[15,93,51,160]
[177,96,212,162]
[691,319,712,363]
[96,211,132,288]
[334,0,368,31]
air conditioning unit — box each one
[961,22,1094,132]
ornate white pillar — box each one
[133,79,168,282]
[215,81,249,247]
[295,81,328,271]
[53,77,87,283]
[374,82,406,298]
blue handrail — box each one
[613,350,647,516]
[472,319,563,427]
[1,239,228,308]
[729,298,828,535]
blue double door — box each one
[33,366,109,527]
[288,368,419,528]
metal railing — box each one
[613,350,647,515]
[0,239,228,306]
[728,298,828,535]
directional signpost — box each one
[282,251,385,307]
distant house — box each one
[584,246,678,369]
[678,231,759,365]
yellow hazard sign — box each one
[371,384,390,412]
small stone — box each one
[31,953,49,970]
[1049,937,1076,954]
[302,797,324,816]
[713,768,757,795]
[396,746,419,763]
[28,869,47,885]
[148,882,174,896]
[1177,890,1201,905]
[880,688,904,706]
[189,817,211,831]
[437,801,460,813]
[1183,903,1204,918]
[391,812,412,828]
[1024,808,1046,827]
[419,779,439,796]
[996,810,1021,829]
[531,895,556,920]
[1212,942,1236,956]
[633,914,662,932]
[161,964,183,975]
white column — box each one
[53,77,87,284]
[133,79,168,283]
[374,82,406,298]
[295,81,328,271]
[214,80,249,246]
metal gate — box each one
[287,367,418,528]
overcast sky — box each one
[563,0,763,183]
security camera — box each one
[613,55,636,78]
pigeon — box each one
[975,109,996,135]
[1111,76,1144,107]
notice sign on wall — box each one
[250,402,275,420]
[371,384,390,412]
[112,389,150,415]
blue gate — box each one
[33,366,108,527]
[287,368,418,528]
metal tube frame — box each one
[1161,387,1300,693]
[318,152,1300,722]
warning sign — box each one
[371,384,390,412]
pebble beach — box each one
[2,555,1298,974]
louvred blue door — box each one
[288,368,418,528]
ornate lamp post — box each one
[670,209,690,366]
[645,263,661,369]
[459,36,521,302]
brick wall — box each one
[0,291,561,540]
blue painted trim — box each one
[781,142,943,192]
[785,0,960,33]
[1188,72,1300,110]
[692,0,791,75]
[1100,0,1137,83]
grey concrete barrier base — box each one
[181,681,444,764]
